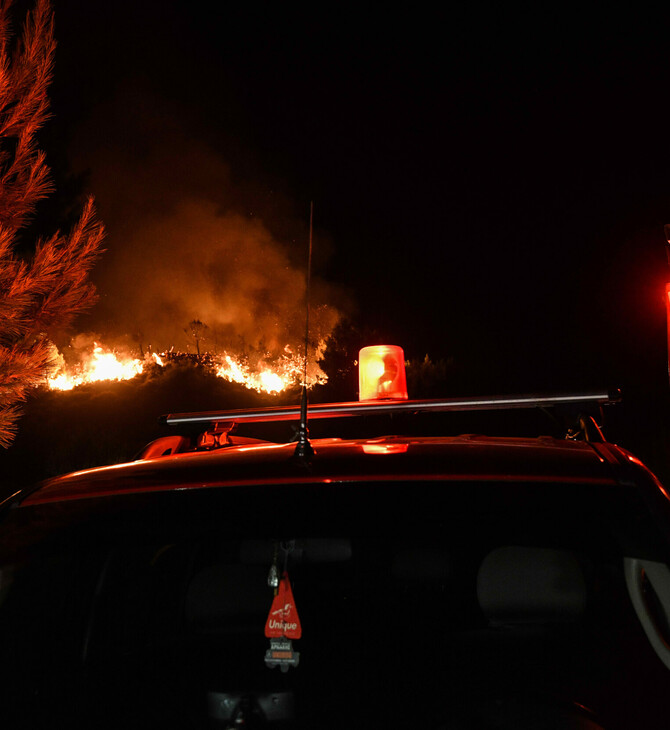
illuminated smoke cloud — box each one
[67,84,342,362]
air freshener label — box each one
[264,637,300,672]
[265,571,301,639]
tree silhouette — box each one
[185,319,208,356]
[0,0,105,447]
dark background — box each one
[4,2,670,488]
[45,3,670,388]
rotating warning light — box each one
[358,345,408,401]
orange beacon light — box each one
[358,345,408,401]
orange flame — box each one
[46,343,144,390]
[45,340,326,395]
[213,353,315,394]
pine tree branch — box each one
[0,1,106,447]
[0,404,22,449]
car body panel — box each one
[24,435,621,505]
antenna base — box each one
[291,436,314,465]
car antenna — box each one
[292,201,315,463]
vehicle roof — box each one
[23,433,626,506]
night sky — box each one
[35,3,670,398]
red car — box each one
[1,347,670,728]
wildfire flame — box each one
[45,341,325,395]
[46,344,143,391]
[215,352,316,394]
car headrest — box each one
[240,539,352,564]
[477,546,587,625]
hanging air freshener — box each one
[264,571,301,671]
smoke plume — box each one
[66,84,342,363]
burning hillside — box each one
[44,338,326,395]
[39,89,346,399]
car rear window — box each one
[1,480,669,728]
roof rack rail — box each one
[160,389,621,428]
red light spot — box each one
[358,345,408,401]
[361,443,409,455]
